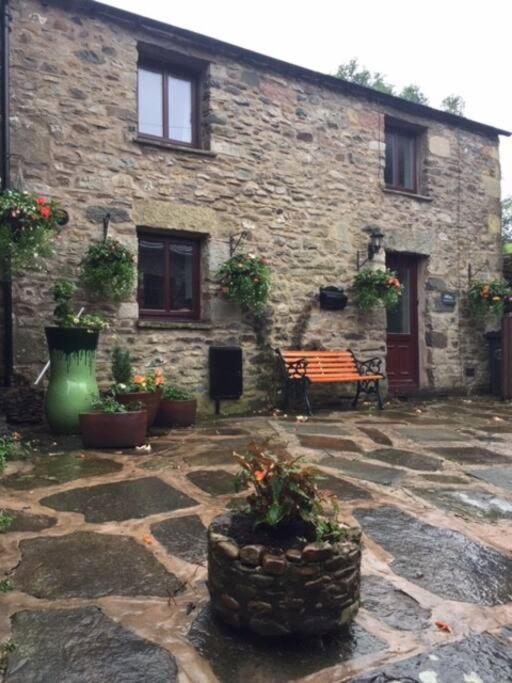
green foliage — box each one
[111,346,132,385]
[91,396,130,413]
[0,190,64,274]
[51,279,108,331]
[162,385,194,401]
[335,58,395,94]
[217,253,271,316]
[0,579,13,593]
[80,238,136,303]
[353,268,403,311]
[0,511,13,533]
[0,433,28,475]
[441,94,465,116]
[233,441,341,539]
[399,84,428,104]
[502,196,512,244]
[467,279,512,318]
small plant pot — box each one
[79,410,148,449]
[116,390,161,428]
[157,398,197,428]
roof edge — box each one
[46,0,511,138]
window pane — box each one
[139,240,165,309]
[384,131,394,186]
[138,68,163,137]
[387,266,410,334]
[397,135,415,190]
[170,242,194,310]
[168,76,192,143]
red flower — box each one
[36,197,47,206]
[39,206,52,219]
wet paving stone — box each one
[367,448,442,471]
[399,427,467,442]
[188,606,386,683]
[433,446,511,465]
[1,452,122,490]
[4,608,178,683]
[412,487,512,521]
[285,423,351,436]
[186,469,239,496]
[359,427,393,446]
[352,632,512,683]
[0,508,57,533]
[151,514,207,565]
[355,506,512,605]
[184,446,240,467]
[299,434,362,452]
[12,531,183,598]
[361,575,431,631]
[421,473,471,485]
[320,456,404,486]
[40,477,198,522]
[196,427,250,436]
[318,473,372,500]
[467,466,512,492]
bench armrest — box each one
[355,357,383,376]
[275,349,309,379]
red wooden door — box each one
[386,253,419,391]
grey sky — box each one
[102,0,511,198]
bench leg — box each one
[302,378,312,416]
[376,380,384,410]
[352,382,361,409]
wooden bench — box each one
[275,349,385,414]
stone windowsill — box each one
[133,136,217,158]
[382,186,433,202]
[137,319,213,331]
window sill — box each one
[134,136,217,157]
[382,186,433,202]
[137,319,213,331]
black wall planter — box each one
[319,286,348,311]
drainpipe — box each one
[0,0,13,387]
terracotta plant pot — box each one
[79,410,147,449]
[116,390,161,428]
[157,398,197,428]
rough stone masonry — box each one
[6,0,505,413]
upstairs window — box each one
[138,64,198,146]
[138,232,201,320]
[384,123,420,193]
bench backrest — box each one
[280,350,359,380]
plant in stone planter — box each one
[0,432,31,475]
[45,280,109,435]
[207,441,362,636]
[217,253,271,317]
[79,396,147,449]
[467,278,512,318]
[353,268,403,311]
[111,346,164,428]
[79,238,136,303]
[157,385,197,428]
[0,190,68,274]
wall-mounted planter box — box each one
[319,287,348,311]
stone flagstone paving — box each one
[1,396,512,682]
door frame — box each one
[386,251,420,393]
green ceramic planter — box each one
[44,327,100,434]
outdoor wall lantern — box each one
[356,226,385,270]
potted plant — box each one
[79,396,147,449]
[467,278,512,318]
[45,280,108,435]
[111,346,163,428]
[207,442,362,636]
[0,190,68,274]
[217,253,271,316]
[352,268,403,311]
[157,385,197,428]
[79,238,136,303]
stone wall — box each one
[7,0,503,412]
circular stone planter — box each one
[207,511,362,637]
[116,391,161,428]
[157,398,197,428]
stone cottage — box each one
[0,0,509,413]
